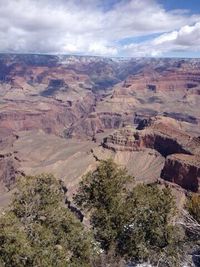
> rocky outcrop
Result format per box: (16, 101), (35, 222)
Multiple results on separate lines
(102, 116), (200, 191)
(0, 152), (22, 191)
(103, 117), (199, 157)
(161, 154), (200, 192)
(65, 112), (133, 138)
(0, 128), (22, 192)
(41, 79), (69, 97)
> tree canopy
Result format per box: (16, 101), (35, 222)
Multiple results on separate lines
(74, 159), (182, 266)
(0, 160), (197, 267)
(0, 174), (92, 267)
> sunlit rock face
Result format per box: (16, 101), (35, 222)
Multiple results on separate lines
(102, 116), (200, 192)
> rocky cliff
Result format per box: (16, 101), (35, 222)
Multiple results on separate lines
(1, 55), (200, 139)
(0, 128), (23, 191)
(102, 116), (200, 191)
(0, 54), (200, 201)
(103, 117), (200, 156)
(161, 154), (200, 192)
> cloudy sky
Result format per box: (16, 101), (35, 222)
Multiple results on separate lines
(0, 0), (200, 57)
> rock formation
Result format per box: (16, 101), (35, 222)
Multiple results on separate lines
(0, 128), (22, 191)
(0, 152), (22, 191)
(161, 154), (200, 192)
(103, 117), (200, 156)
(102, 117), (200, 192)
(0, 54), (200, 205)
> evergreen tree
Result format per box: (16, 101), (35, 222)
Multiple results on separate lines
(0, 174), (92, 267)
(74, 159), (132, 251)
(74, 159), (182, 266)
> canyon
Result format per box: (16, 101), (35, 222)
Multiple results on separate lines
(0, 54), (200, 207)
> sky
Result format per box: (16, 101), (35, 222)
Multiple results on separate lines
(0, 0), (200, 57)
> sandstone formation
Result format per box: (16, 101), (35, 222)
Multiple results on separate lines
(0, 54), (200, 206)
(103, 117), (200, 156)
(1, 55), (200, 140)
(161, 154), (200, 192)
(102, 116), (200, 192)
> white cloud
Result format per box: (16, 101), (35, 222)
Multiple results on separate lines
(0, 0), (200, 56)
(122, 21), (200, 57)
(153, 22), (200, 48)
(88, 42), (118, 55)
(153, 31), (178, 46)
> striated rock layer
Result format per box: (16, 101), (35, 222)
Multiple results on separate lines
(103, 117), (200, 156)
(161, 154), (200, 192)
(0, 54), (200, 139)
(0, 54), (200, 203)
(102, 116), (200, 192)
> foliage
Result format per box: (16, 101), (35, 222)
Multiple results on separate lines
(0, 174), (92, 267)
(74, 159), (132, 251)
(0, 160), (189, 267)
(74, 159), (182, 267)
(118, 184), (181, 266)
(74, 159), (132, 211)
